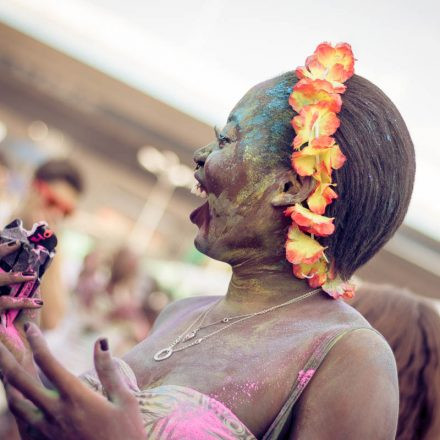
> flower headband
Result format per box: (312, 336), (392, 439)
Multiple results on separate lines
(284, 42), (355, 300)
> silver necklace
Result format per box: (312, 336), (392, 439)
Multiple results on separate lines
(153, 288), (321, 361)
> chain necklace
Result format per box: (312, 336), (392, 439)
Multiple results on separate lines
(153, 288), (321, 361)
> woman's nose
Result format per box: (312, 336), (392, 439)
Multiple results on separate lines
(193, 142), (214, 167)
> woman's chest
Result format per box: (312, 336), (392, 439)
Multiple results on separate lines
(127, 320), (323, 436)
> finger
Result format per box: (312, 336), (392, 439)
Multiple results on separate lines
(24, 322), (81, 397)
(5, 383), (50, 439)
(0, 342), (55, 413)
(0, 240), (21, 258)
(0, 296), (43, 311)
(4, 382), (45, 425)
(94, 338), (134, 405)
(0, 271), (37, 286)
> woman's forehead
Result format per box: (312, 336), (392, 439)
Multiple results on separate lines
(228, 76), (292, 132)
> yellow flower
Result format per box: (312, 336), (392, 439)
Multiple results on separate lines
(291, 104), (340, 149)
(296, 42), (355, 93)
(285, 225), (325, 265)
(285, 204), (335, 237)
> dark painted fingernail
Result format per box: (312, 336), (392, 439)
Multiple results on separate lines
(99, 338), (109, 351)
(24, 322), (30, 332)
(33, 299), (44, 306)
(7, 240), (19, 247)
(22, 271), (35, 277)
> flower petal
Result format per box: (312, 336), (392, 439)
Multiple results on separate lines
(296, 42), (355, 93)
(292, 136), (345, 177)
(322, 275), (356, 299)
(287, 203), (335, 237)
(291, 151), (317, 176)
(314, 42), (355, 84)
(286, 225), (325, 265)
(307, 182), (338, 215)
(289, 78), (342, 113)
(291, 104), (340, 149)
(293, 258), (328, 287)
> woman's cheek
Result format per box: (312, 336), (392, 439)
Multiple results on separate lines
(205, 147), (244, 198)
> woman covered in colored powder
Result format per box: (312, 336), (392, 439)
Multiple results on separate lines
(0, 43), (415, 439)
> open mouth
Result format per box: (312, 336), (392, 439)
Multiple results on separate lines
(189, 200), (210, 225)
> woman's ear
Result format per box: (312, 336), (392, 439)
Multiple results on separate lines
(271, 171), (315, 207)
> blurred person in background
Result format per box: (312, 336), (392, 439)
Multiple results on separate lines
(77, 247), (151, 355)
(141, 283), (172, 326)
(15, 158), (84, 330)
(75, 249), (108, 310)
(348, 284), (440, 440)
(105, 247), (151, 350)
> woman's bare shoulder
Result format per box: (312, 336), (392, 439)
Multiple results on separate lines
(302, 295), (373, 331)
(290, 327), (398, 439)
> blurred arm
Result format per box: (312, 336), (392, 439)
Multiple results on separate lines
(39, 254), (67, 331)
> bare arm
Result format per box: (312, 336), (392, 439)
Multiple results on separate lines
(39, 254), (67, 330)
(290, 330), (399, 440)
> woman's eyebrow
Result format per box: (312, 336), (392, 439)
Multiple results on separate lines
(226, 116), (241, 135)
(227, 114), (238, 124)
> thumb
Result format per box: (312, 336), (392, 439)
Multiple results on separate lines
(93, 339), (135, 406)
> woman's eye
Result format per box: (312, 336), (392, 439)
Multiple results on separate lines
(214, 126), (233, 149)
(218, 134), (231, 147)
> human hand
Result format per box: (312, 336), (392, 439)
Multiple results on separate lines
(0, 240), (42, 363)
(0, 323), (145, 440)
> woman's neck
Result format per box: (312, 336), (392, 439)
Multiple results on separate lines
(223, 256), (317, 312)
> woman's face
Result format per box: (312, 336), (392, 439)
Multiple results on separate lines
(191, 76), (295, 265)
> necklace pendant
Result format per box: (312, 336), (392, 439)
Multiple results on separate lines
(184, 331), (197, 341)
(154, 347), (173, 361)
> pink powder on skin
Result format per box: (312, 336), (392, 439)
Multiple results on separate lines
(0, 324), (25, 350)
(297, 369), (315, 388)
(152, 399), (247, 439)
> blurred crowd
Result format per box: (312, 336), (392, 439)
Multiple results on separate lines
(0, 153), (173, 438)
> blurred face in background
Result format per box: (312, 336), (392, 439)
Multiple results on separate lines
(26, 179), (80, 229)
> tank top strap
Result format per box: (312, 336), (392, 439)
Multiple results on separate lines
(262, 326), (383, 440)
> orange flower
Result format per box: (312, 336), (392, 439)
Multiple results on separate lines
(293, 258), (328, 287)
(285, 204), (335, 237)
(289, 78), (342, 113)
(291, 104), (340, 149)
(291, 136), (345, 177)
(312, 137), (346, 175)
(322, 275), (356, 300)
(296, 42), (355, 93)
(286, 41), (356, 299)
(285, 225), (325, 265)
(307, 181), (338, 215)
(314, 42), (354, 83)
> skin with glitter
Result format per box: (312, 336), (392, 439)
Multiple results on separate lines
(0, 78), (399, 438)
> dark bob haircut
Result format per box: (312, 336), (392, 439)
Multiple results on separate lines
(276, 72), (415, 280)
(34, 158), (84, 194)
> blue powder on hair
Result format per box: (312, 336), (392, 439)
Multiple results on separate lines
(270, 120), (286, 137)
(265, 80), (291, 99)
